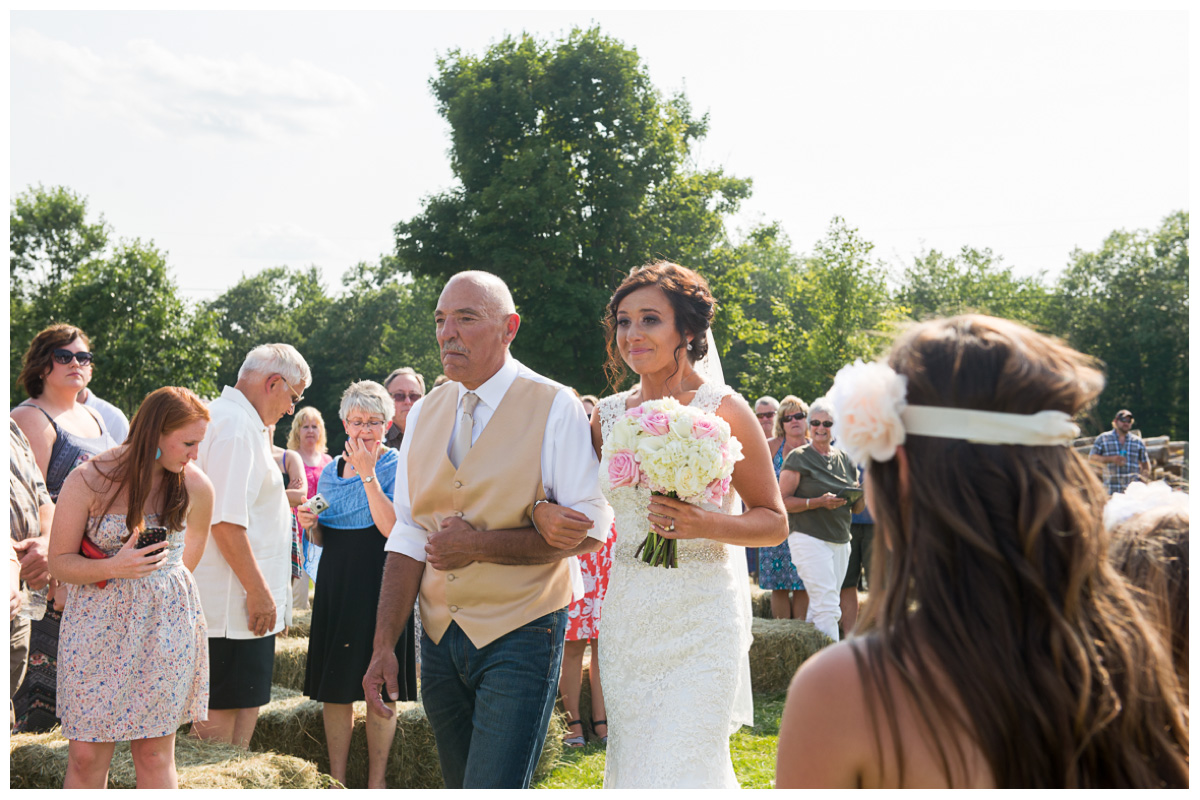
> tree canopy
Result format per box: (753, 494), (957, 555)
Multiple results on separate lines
(393, 25), (751, 393)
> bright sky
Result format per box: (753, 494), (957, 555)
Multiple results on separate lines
(9, 8), (1189, 302)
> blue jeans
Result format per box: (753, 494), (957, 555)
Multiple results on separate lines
(420, 608), (567, 789)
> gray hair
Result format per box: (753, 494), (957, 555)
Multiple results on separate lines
(447, 270), (517, 316)
(755, 396), (780, 410)
(238, 343), (312, 386)
(384, 367), (425, 394)
(809, 395), (834, 419)
(338, 380), (393, 421)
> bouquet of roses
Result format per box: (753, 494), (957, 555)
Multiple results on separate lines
(601, 397), (743, 568)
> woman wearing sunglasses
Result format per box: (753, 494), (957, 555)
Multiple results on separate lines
(759, 395), (811, 620)
(778, 396), (864, 642)
(11, 324), (120, 733)
(296, 380), (417, 788)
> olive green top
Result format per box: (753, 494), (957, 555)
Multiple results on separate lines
(781, 443), (857, 544)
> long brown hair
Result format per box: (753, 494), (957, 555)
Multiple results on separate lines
(19, 324), (90, 398)
(857, 315), (1188, 787)
(1109, 505), (1189, 701)
(94, 387), (210, 539)
(603, 261), (715, 391)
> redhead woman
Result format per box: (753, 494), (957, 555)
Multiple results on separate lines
(49, 387), (215, 788)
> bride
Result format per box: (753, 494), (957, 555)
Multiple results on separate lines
(589, 261), (787, 788)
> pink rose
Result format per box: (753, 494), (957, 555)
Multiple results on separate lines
(704, 475), (732, 505)
(638, 411), (671, 437)
(692, 417), (721, 440)
(625, 405), (646, 420)
(607, 450), (640, 488)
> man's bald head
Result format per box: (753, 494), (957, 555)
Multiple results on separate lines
(444, 271), (517, 318)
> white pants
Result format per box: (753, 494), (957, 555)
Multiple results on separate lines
(787, 532), (851, 642)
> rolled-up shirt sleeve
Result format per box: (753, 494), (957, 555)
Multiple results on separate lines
(544, 389), (613, 541)
(385, 399), (431, 562)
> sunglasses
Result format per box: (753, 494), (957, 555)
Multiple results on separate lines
(780, 412), (807, 423)
(810, 420), (834, 428)
(1117, 415), (1134, 423)
(52, 349), (95, 366)
(392, 392), (424, 403)
(755, 412), (776, 420)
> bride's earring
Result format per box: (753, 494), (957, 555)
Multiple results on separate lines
(686, 341), (693, 351)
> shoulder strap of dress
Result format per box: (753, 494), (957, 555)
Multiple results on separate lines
(16, 401), (56, 426)
(693, 382), (734, 414)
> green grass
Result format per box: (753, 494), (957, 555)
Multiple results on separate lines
(533, 691), (788, 789)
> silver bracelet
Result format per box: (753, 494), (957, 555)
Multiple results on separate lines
(532, 498), (552, 536)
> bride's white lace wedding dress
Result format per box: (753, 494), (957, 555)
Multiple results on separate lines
(597, 383), (755, 789)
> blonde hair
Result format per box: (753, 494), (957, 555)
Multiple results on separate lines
(287, 406), (327, 453)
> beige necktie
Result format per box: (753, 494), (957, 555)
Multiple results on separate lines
(449, 392), (480, 468)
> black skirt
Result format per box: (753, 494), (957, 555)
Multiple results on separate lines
(304, 523), (417, 704)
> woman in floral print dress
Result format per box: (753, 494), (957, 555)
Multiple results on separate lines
(48, 387), (215, 789)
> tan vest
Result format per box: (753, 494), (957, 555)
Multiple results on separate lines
(408, 377), (572, 647)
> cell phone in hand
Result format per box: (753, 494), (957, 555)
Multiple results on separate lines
(137, 526), (169, 549)
(837, 488), (864, 506)
(301, 493), (330, 515)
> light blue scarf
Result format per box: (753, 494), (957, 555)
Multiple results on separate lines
(316, 448), (399, 530)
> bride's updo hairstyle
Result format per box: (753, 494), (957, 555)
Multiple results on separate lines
(603, 261), (716, 390)
(858, 315), (1188, 788)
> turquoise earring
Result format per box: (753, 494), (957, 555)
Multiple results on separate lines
(155, 447), (162, 460)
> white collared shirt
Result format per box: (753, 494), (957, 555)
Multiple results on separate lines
(385, 358), (612, 597)
(191, 385), (293, 639)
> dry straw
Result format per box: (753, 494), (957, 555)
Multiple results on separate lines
(251, 685), (565, 788)
(748, 617), (833, 692)
(9, 727), (335, 789)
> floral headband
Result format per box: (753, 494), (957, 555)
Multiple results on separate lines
(827, 359), (1082, 466)
(1102, 480), (1189, 530)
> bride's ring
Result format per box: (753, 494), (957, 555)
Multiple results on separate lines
(667, 520), (675, 532)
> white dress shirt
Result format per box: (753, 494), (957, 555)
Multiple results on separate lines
(191, 385), (293, 638)
(386, 357), (612, 597)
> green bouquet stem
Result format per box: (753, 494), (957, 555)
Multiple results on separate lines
(635, 491), (679, 569)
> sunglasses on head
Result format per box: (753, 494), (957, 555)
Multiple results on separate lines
(811, 420), (834, 428)
(755, 412), (775, 420)
(780, 412), (807, 423)
(52, 349), (94, 366)
(393, 392), (423, 403)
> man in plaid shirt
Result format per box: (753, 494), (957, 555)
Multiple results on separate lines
(1088, 409), (1150, 494)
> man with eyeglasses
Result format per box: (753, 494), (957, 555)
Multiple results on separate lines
(1088, 409), (1150, 494)
(754, 396), (779, 440)
(190, 343), (311, 748)
(382, 368), (425, 451)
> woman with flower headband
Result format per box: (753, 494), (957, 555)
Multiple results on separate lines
(775, 315), (1188, 788)
(569, 261), (786, 788)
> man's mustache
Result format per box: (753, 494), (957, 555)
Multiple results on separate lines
(441, 341), (468, 356)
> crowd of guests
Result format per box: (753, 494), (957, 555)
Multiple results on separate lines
(8, 306), (1190, 789)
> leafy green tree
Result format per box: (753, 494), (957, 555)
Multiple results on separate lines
(896, 245), (1051, 326)
(10, 184), (109, 303)
(205, 266), (331, 389)
(740, 218), (900, 403)
(9, 185), (224, 413)
(1051, 211), (1189, 439)
(297, 264), (442, 453)
(393, 26), (751, 393)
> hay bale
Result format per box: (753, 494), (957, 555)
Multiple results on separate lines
(252, 685), (564, 788)
(282, 607), (312, 639)
(749, 617), (832, 693)
(9, 726), (334, 789)
(751, 584), (773, 618)
(273, 635), (309, 692)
